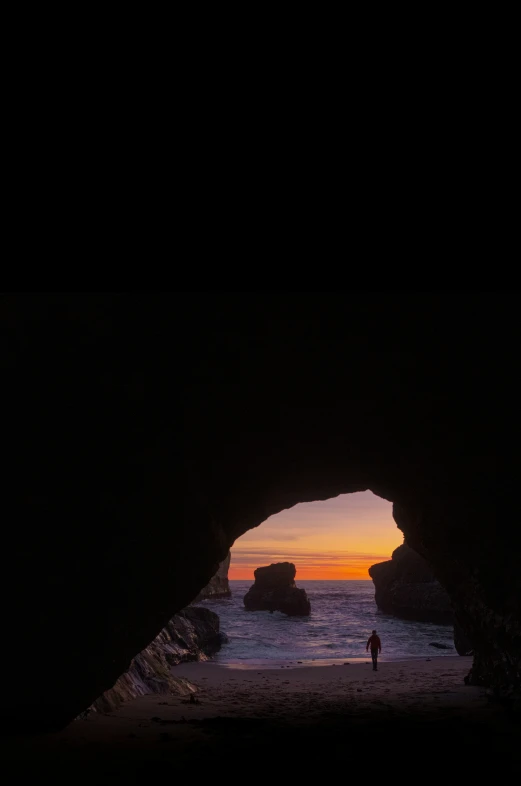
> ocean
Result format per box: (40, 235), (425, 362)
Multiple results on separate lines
(197, 580), (455, 665)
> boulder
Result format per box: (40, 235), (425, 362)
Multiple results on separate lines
(369, 544), (454, 625)
(244, 562), (310, 616)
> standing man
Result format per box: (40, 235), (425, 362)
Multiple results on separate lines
(366, 629), (382, 671)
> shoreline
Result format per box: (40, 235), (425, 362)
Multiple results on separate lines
(209, 653), (457, 668)
(172, 654), (473, 688)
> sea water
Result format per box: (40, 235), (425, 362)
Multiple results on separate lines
(197, 580), (455, 664)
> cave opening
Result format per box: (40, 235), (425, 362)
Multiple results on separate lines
(212, 491), (457, 666)
(86, 491), (460, 718)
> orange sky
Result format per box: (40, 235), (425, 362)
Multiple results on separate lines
(229, 491), (402, 580)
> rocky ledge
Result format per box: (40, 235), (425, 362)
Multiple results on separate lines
(369, 544), (454, 625)
(90, 607), (225, 714)
(244, 562), (310, 616)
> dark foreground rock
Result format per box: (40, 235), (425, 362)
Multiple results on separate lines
(91, 607), (224, 714)
(244, 562), (310, 615)
(454, 618), (474, 656)
(369, 544), (454, 625)
(2, 293), (521, 729)
(193, 551), (231, 601)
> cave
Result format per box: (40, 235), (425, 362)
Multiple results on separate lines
(1, 292), (520, 748)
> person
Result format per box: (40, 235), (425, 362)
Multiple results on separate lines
(366, 629), (381, 671)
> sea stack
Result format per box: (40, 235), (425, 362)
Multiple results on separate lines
(244, 562), (311, 616)
(368, 543), (453, 624)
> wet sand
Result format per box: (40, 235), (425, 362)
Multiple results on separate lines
(2, 656), (520, 781)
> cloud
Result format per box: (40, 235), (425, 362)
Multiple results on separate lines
(230, 545), (391, 567)
(257, 532), (299, 542)
(262, 491), (393, 524)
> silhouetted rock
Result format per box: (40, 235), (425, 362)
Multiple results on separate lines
(244, 562), (311, 616)
(193, 551), (231, 601)
(454, 618), (473, 656)
(369, 544), (454, 624)
(90, 607), (223, 714)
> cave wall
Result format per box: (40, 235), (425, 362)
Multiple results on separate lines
(90, 607), (223, 714)
(192, 551), (231, 601)
(1, 292), (520, 731)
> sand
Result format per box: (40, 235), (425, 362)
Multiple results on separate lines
(2, 656), (520, 781)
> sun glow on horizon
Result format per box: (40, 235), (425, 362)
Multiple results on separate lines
(229, 491), (401, 580)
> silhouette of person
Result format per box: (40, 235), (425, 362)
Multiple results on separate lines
(366, 629), (381, 671)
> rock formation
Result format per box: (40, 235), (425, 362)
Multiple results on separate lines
(370, 545), (479, 656)
(369, 544), (454, 625)
(1, 292), (520, 730)
(193, 551), (231, 601)
(244, 562), (311, 615)
(454, 618), (474, 656)
(91, 607), (224, 714)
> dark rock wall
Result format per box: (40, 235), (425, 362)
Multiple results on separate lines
(2, 293), (520, 730)
(393, 497), (520, 701)
(193, 552), (231, 601)
(90, 607), (222, 714)
(369, 544), (454, 624)
(454, 618), (473, 656)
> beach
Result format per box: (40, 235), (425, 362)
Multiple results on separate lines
(169, 655), (480, 720)
(4, 655), (520, 781)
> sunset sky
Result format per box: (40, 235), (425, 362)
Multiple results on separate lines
(229, 491), (402, 580)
